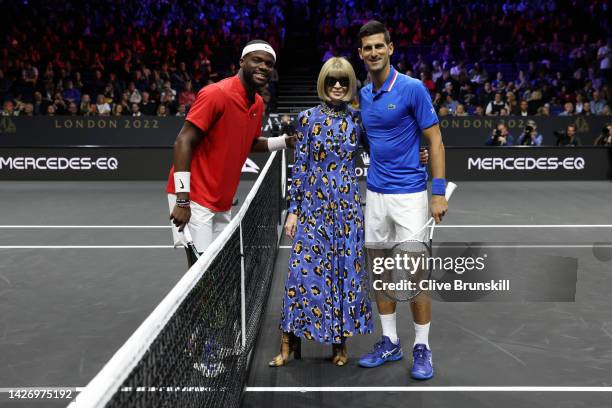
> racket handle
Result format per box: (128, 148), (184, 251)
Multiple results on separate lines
(445, 181), (457, 200)
(182, 225), (194, 244)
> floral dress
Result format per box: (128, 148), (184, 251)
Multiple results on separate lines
(280, 103), (373, 344)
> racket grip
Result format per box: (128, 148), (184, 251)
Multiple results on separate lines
(182, 225), (194, 243)
(445, 182), (457, 200)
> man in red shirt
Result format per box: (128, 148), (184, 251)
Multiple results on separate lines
(167, 40), (294, 265)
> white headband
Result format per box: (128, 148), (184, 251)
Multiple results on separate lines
(241, 43), (276, 62)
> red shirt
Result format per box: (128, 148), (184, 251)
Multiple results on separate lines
(167, 75), (264, 211)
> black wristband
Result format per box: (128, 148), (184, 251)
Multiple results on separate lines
(176, 198), (190, 208)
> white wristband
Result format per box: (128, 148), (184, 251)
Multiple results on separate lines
(174, 171), (190, 193)
(267, 136), (287, 151)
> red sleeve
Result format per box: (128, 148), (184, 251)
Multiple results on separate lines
(185, 85), (225, 133)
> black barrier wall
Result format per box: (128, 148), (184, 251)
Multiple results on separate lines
(437, 115), (610, 146)
(0, 148), (271, 181)
(1, 116), (609, 147)
(1, 147), (609, 181)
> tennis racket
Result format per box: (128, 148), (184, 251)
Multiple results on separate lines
(379, 182), (457, 302)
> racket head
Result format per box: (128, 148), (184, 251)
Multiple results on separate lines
(379, 238), (433, 302)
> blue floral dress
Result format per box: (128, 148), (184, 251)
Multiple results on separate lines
(280, 103), (373, 344)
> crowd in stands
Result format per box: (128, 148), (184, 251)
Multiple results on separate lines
(1, 0), (611, 119)
(318, 0), (611, 117)
(0, 0), (285, 117)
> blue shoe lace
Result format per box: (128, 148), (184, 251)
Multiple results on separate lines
(365, 338), (386, 358)
(413, 345), (428, 364)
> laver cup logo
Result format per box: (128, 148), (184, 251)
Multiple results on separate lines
(0, 156), (119, 171)
(468, 156), (585, 171)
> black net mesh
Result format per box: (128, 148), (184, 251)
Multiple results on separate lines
(98, 152), (282, 408)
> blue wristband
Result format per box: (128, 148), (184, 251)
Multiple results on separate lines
(431, 178), (446, 196)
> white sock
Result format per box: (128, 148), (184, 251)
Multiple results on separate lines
(379, 312), (398, 344)
(414, 322), (430, 349)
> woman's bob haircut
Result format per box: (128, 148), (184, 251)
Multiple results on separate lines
(316, 57), (357, 103)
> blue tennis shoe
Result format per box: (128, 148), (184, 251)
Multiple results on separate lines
(410, 343), (434, 380)
(358, 336), (403, 368)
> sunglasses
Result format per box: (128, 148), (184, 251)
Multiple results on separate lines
(325, 76), (349, 88)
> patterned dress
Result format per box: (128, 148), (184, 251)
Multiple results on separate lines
(280, 103), (373, 344)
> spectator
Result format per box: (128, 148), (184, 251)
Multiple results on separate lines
(131, 103), (142, 117)
(478, 82), (495, 107)
(443, 94), (459, 114)
(1, 101), (17, 116)
(62, 80), (81, 104)
(536, 105), (551, 116)
(0, 69), (12, 101)
(175, 103), (187, 117)
(67, 102), (78, 116)
(139, 91), (157, 115)
(593, 124), (612, 146)
(454, 104), (468, 116)
(486, 93), (509, 116)
(580, 102), (593, 116)
(559, 102), (574, 116)
(156, 104), (168, 117)
(485, 123), (514, 146)
(46, 104), (56, 116)
(506, 92), (519, 115)
(161, 81), (176, 102)
(597, 39), (611, 83)
(518, 100), (530, 116)
(112, 104), (126, 116)
(518, 120), (543, 146)
(33, 91), (45, 115)
(79, 94), (93, 116)
(438, 106), (450, 117)
(420, 72), (436, 93)
(574, 94), (586, 114)
(178, 81), (196, 107)
(474, 106), (485, 116)
(95, 94), (111, 116)
(51, 92), (67, 114)
(591, 90), (606, 115)
(22, 103), (34, 116)
(556, 124), (582, 146)
(127, 82), (142, 105)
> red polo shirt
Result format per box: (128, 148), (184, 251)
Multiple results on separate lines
(167, 75), (264, 211)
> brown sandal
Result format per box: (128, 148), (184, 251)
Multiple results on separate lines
(268, 332), (302, 367)
(331, 342), (348, 366)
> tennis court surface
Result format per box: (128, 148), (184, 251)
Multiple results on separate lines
(1, 165), (611, 407)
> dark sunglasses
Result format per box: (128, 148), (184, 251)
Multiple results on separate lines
(325, 76), (349, 88)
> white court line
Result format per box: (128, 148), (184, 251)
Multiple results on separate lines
(0, 245), (175, 249)
(0, 224), (610, 229)
(1, 386), (610, 393)
(436, 225), (612, 228)
(0, 225), (170, 229)
(438, 245), (612, 248)
(0, 387), (86, 392)
(278, 245), (609, 249)
(245, 386), (612, 392)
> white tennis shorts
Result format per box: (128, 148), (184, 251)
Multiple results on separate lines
(167, 194), (231, 253)
(365, 189), (428, 245)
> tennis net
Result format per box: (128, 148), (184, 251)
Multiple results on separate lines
(71, 151), (284, 408)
